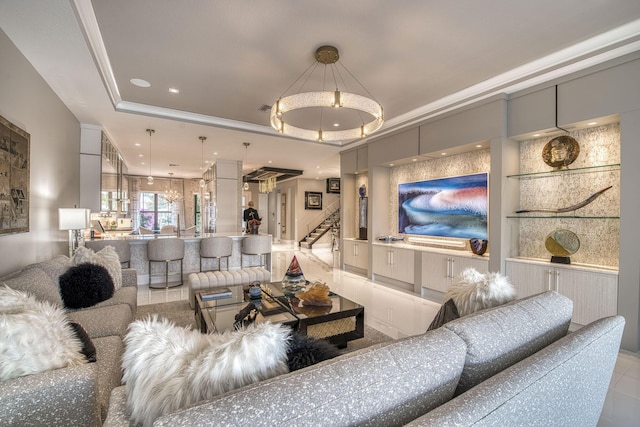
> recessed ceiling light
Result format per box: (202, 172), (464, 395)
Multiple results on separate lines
(389, 163), (394, 166)
(441, 152), (447, 156)
(213, 152), (218, 156)
(588, 121), (598, 125)
(168, 88), (180, 94)
(412, 158), (417, 161)
(268, 160), (272, 164)
(333, 123), (340, 127)
(533, 133), (541, 137)
(476, 144), (483, 148)
(138, 154), (143, 157)
(141, 162), (145, 165)
(130, 78), (150, 88)
(134, 143), (141, 147)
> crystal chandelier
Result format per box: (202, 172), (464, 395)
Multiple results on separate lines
(165, 173), (183, 204)
(146, 129), (154, 185)
(259, 176), (277, 193)
(270, 45), (383, 142)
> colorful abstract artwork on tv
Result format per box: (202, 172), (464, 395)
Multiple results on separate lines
(398, 173), (488, 239)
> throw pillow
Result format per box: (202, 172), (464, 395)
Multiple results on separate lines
(286, 333), (340, 371)
(59, 263), (115, 309)
(444, 267), (516, 317)
(0, 285), (87, 381)
(69, 322), (97, 362)
(122, 316), (290, 427)
(73, 245), (122, 291)
(426, 299), (460, 331)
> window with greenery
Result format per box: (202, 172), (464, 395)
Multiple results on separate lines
(194, 194), (202, 233)
(139, 192), (172, 231)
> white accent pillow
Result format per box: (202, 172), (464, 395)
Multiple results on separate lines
(445, 267), (516, 317)
(0, 285), (86, 381)
(122, 317), (290, 427)
(73, 245), (122, 291)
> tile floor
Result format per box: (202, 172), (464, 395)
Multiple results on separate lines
(137, 242), (640, 426)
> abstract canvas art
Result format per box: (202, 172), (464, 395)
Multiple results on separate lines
(398, 173), (488, 239)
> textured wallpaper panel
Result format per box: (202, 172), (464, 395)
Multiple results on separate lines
(516, 123), (620, 267)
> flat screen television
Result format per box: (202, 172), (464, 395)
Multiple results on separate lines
(398, 172), (488, 240)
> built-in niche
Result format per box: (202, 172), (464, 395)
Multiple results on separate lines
(513, 123), (620, 268)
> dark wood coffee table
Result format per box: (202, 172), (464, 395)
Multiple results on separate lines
(262, 282), (365, 348)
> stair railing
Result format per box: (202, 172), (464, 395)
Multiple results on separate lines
(301, 198), (340, 243)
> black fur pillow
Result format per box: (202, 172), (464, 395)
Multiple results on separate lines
(59, 263), (114, 309)
(286, 333), (340, 372)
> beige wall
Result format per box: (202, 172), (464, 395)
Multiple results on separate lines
(0, 29), (80, 276)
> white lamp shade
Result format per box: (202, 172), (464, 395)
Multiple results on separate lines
(58, 208), (91, 230)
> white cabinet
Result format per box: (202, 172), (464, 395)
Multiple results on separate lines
(343, 239), (368, 271)
(372, 245), (414, 284)
(421, 251), (489, 293)
(506, 259), (618, 326)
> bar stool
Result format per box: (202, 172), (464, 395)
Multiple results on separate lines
(138, 226), (154, 235)
(199, 236), (233, 272)
(147, 238), (185, 288)
(85, 240), (131, 268)
(241, 235), (271, 268)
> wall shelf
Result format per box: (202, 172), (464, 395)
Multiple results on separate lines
(507, 163), (620, 180)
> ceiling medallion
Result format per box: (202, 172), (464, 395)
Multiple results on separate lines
(270, 45), (384, 142)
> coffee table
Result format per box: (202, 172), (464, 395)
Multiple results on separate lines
(262, 282), (365, 348)
(194, 286), (298, 334)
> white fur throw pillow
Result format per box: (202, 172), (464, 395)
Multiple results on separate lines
(73, 245), (122, 291)
(122, 316), (291, 427)
(444, 268), (516, 317)
(0, 285), (87, 381)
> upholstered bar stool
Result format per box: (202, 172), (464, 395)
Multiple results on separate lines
(138, 226), (154, 235)
(241, 235), (271, 269)
(85, 240), (131, 268)
(199, 236), (233, 272)
(147, 238), (185, 288)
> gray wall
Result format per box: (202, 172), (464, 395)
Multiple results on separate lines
(0, 28), (80, 276)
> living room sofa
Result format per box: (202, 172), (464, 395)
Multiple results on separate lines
(0, 254), (138, 426)
(104, 290), (623, 426)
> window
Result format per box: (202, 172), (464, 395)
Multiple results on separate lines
(139, 192), (173, 231)
(194, 194), (202, 233)
(101, 191), (117, 212)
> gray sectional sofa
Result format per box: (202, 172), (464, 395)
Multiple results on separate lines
(104, 291), (623, 427)
(0, 255), (137, 426)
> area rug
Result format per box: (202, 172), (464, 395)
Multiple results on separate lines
(136, 300), (393, 354)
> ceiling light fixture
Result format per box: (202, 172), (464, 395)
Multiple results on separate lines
(146, 129), (154, 185)
(199, 136), (207, 188)
(270, 45), (383, 142)
(165, 172), (183, 205)
(243, 142), (250, 191)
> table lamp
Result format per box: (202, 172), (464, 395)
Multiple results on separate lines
(59, 208), (91, 257)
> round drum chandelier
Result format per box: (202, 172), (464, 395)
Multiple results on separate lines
(270, 45), (383, 142)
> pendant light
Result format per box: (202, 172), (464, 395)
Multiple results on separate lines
(243, 142), (250, 191)
(199, 136), (206, 188)
(146, 129), (154, 185)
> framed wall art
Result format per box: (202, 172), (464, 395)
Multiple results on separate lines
(305, 191), (322, 210)
(0, 114), (30, 235)
(326, 177), (341, 194)
(398, 172), (488, 240)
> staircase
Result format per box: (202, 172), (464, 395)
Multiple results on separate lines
(299, 208), (340, 249)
